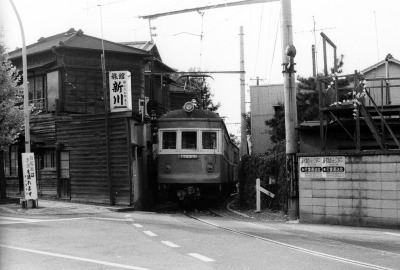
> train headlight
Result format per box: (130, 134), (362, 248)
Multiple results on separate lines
(206, 163), (214, 173)
(183, 102), (195, 113)
(164, 164), (171, 173)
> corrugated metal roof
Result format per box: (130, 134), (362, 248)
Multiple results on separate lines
(8, 28), (149, 59)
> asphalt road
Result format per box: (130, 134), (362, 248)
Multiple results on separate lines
(0, 209), (399, 270)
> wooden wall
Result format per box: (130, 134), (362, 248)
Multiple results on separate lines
(39, 169), (57, 197)
(56, 114), (131, 205)
(61, 49), (145, 116)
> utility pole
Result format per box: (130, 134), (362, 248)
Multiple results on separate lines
(281, 0), (298, 219)
(98, 4), (113, 205)
(239, 26), (248, 157)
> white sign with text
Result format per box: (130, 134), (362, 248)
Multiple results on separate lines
(22, 153), (38, 200)
(109, 71), (132, 112)
(299, 156), (345, 179)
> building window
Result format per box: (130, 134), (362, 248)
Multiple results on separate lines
(202, 132), (217, 149)
(162, 131), (177, 149)
(182, 131), (197, 150)
(43, 149), (55, 168)
(60, 151), (70, 178)
(3, 145), (18, 176)
(29, 75), (46, 110)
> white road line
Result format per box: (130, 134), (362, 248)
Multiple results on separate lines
(143, 231), (157, 237)
(384, 232), (400, 237)
(161, 241), (180, 248)
(0, 244), (152, 270)
(90, 217), (130, 221)
(192, 216), (394, 270)
(188, 253), (214, 262)
(0, 217), (86, 225)
(133, 224), (143, 228)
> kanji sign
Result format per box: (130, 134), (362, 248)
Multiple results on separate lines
(22, 153), (38, 200)
(299, 156), (345, 179)
(109, 71), (132, 112)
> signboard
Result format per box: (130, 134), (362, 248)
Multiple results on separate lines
(299, 156), (345, 179)
(109, 71), (132, 112)
(22, 153), (38, 200)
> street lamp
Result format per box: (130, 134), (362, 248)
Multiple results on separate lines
(9, 0), (30, 153)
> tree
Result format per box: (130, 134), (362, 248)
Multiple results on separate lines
(267, 55), (350, 141)
(264, 103), (285, 144)
(229, 133), (240, 147)
(0, 40), (24, 199)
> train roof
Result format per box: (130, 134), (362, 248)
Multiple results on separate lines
(159, 108), (221, 120)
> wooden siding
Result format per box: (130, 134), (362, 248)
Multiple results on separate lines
(38, 169), (57, 197)
(5, 177), (20, 196)
(30, 114), (56, 145)
(63, 68), (104, 114)
(61, 49), (146, 115)
(109, 118), (131, 205)
(56, 114), (131, 205)
(57, 116), (109, 204)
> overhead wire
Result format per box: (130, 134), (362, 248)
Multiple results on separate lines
(253, 4), (265, 76)
(267, 5), (281, 86)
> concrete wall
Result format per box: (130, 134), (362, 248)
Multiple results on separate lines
(299, 153), (400, 228)
(250, 84), (284, 154)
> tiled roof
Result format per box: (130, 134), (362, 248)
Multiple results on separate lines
(8, 28), (149, 59)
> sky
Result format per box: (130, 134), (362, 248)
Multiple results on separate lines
(1, 0), (400, 137)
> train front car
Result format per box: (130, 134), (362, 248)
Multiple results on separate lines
(157, 102), (238, 203)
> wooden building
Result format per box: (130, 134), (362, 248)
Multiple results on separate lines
(3, 28), (175, 208)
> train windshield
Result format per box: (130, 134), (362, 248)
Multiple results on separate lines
(202, 132), (217, 149)
(162, 132), (177, 149)
(181, 131), (197, 150)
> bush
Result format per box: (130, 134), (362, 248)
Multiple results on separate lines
(238, 141), (288, 211)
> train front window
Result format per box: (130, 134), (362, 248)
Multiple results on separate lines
(202, 132), (217, 149)
(162, 132), (177, 149)
(181, 131), (197, 150)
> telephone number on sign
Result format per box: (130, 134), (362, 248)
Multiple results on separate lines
(301, 167), (345, 173)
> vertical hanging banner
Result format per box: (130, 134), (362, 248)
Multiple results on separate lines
(22, 153), (38, 200)
(109, 71), (132, 112)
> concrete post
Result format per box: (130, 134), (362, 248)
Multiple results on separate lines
(240, 26), (248, 157)
(281, 0), (299, 219)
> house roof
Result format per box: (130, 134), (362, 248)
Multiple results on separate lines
(362, 54), (400, 74)
(120, 41), (175, 73)
(8, 28), (150, 60)
(120, 41), (158, 55)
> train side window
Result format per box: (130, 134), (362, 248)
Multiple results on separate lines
(202, 132), (217, 149)
(181, 131), (197, 150)
(162, 131), (177, 149)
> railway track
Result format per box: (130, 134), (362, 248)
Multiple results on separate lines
(181, 209), (396, 270)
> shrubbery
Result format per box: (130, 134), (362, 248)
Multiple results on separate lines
(238, 141), (288, 212)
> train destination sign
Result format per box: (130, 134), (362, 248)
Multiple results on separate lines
(299, 156), (345, 179)
(179, 155), (198, 159)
